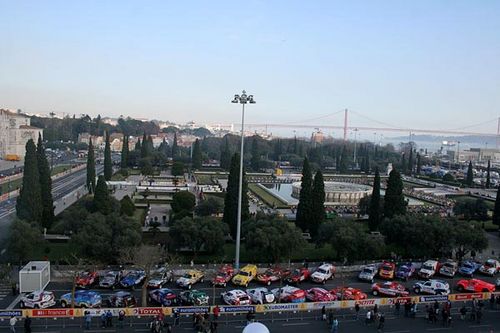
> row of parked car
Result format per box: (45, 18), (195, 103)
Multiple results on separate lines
(358, 258), (500, 283)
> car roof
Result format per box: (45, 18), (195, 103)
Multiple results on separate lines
(247, 287), (268, 293)
(229, 289), (247, 296)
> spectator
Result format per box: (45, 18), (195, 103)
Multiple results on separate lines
(23, 316), (31, 333)
(213, 305), (220, 321)
(118, 310), (125, 329)
(459, 306), (467, 321)
(355, 303), (360, 320)
(365, 310), (371, 325)
(84, 311), (91, 330)
(100, 312), (106, 328)
(321, 306), (326, 321)
(9, 315), (17, 333)
(106, 310), (113, 327)
(394, 302), (400, 317)
(173, 310), (180, 327)
(331, 317), (339, 333)
(404, 301), (411, 317)
(377, 313), (385, 332)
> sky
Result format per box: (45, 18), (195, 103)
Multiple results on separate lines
(1, 0), (499, 138)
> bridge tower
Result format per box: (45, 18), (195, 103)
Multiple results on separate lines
(343, 109), (348, 141)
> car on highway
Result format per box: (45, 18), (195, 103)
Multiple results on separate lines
(418, 260), (439, 279)
(284, 267), (310, 285)
(99, 270), (122, 289)
(439, 260), (458, 278)
(272, 286), (306, 303)
(221, 289), (252, 305)
(75, 271), (99, 288)
(19, 291), (57, 309)
(479, 259), (500, 276)
(371, 282), (409, 297)
(358, 265), (378, 283)
(256, 267), (284, 286)
(178, 290), (210, 306)
(120, 270), (146, 289)
(107, 291), (137, 307)
(310, 264), (335, 284)
(395, 263), (415, 281)
(458, 261), (480, 277)
(306, 288), (336, 302)
(148, 288), (178, 306)
(246, 287), (276, 304)
(60, 290), (102, 308)
(176, 270), (204, 289)
(330, 287), (368, 300)
(212, 265), (235, 288)
(378, 261), (396, 280)
(232, 265), (258, 287)
(413, 280), (450, 295)
(147, 267), (174, 289)
(456, 279), (496, 293)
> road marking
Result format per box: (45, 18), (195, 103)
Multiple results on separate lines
(426, 328), (452, 331)
(282, 322), (311, 326)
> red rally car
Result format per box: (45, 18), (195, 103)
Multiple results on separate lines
(212, 265), (235, 288)
(371, 281), (410, 297)
(283, 267), (310, 285)
(456, 279), (495, 293)
(306, 288), (337, 302)
(256, 267), (284, 286)
(75, 271), (99, 288)
(330, 287), (368, 300)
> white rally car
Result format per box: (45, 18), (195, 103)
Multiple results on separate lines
(246, 287), (275, 304)
(479, 259), (500, 276)
(413, 279), (450, 295)
(19, 291), (57, 309)
(221, 289), (251, 306)
(310, 264), (335, 284)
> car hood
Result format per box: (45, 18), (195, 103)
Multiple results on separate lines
(177, 277), (190, 284)
(148, 278), (163, 285)
(311, 272), (327, 279)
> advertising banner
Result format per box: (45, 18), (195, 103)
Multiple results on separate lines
(420, 295), (449, 303)
(257, 303), (307, 312)
(0, 310), (22, 317)
(172, 306), (210, 314)
(31, 309), (75, 317)
(451, 293), (484, 301)
(218, 305), (254, 313)
(130, 307), (164, 316)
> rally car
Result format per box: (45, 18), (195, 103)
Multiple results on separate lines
(99, 270), (122, 289)
(147, 267), (174, 289)
(148, 288), (178, 306)
(232, 265), (258, 287)
(371, 282), (410, 297)
(413, 279), (450, 295)
(60, 290), (102, 308)
(306, 288), (336, 302)
(106, 291), (137, 307)
(221, 289), (252, 305)
(378, 261), (396, 280)
(310, 264), (335, 284)
(256, 267), (284, 286)
(120, 270), (146, 289)
(246, 287), (276, 304)
(456, 279), (496, 293)
(178, 290), (210, 306)
(395, 263), (415, 281)
(176, 270), (204, 289)
(418, 260), (439, 279)
(212, 265), (235, 288)
(439, 260), (458, 278)
(358, 265), (378, 283)
(479, 259), (500, 276)
(272, 286), (306, 303)
(75, 271), (99, 288)
(19, 291), (57, 309)
(284, 267), (310, 285)
(458, 261), (480, 277)
(330, 287), (368, 301)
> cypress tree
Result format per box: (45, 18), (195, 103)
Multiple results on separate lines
(416, 153), (422, 175)
(192, 138), (202, 169)
(135, 138), (141, 151)
(296, 157), (313, 232)
(407, 148), (414, 176)
(338, 146), (348, 173)
(86, 138), (96, 194)
(293, 136), (298, 154)
(172, 132), (179, 159)
(146, 135), (154, 157)
(486, 160), (491, 189)
(401, 152), (407, 175)
(93, 175), (112, 215)
(310, 170), (325, 238)
(251, 137), (260, 171)
(120, 134), (129, 169)
(466, 161), (474, 187)
(104, 130), (112, 181)
(492, 186), (500, 228)
(16, 139), (42, 223)
(223, 153), (249, 239)
(368, 167), (381, 231)
(141, 132), (148, 158)
(36, 134), (54, 229)
(220, 136), (231, 171)
(383, 168), (407, 218)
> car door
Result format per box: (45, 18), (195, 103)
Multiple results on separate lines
(465, 281), (476, 292)
(25, 294), (35, 308)
(422, 281), (434, 294)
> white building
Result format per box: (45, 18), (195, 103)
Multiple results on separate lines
(0, 109), (43, 160)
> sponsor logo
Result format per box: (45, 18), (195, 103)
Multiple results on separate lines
(133, 308), (163, 316)
(219, 306), (254, 313)
(32, 309), (73, 317)
(420, 295), (449, 303)
(454, 293), (483, 301)
(173, 307), (210, 314)
(355, 299), (376, 306)
(262, 303), (301, 311)
(386, 297), (412, 305)
(0, 310), (22, 317)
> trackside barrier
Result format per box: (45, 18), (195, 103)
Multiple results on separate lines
(0, 292), (492, 319)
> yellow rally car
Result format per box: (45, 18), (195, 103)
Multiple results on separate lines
(232, 265), (258, 287)
(176, 270), (204, 289)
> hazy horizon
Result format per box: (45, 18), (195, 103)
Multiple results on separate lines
(1, 1), (499, 134)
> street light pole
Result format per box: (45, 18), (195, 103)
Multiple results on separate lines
(231, 90), (256, 270)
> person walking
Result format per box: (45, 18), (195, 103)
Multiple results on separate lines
(377, 313), (385, 332)
(173, 310), (180, 327)
(100, 312), (107, 328)
(321, 306), (327, 321)
(331, 317), (339, 333)
(365, 310), (371, 325)
(355, 303), (360, 320)
(106, 310), (113, 327)
(84, 311), (92, 330)
(394, 302), (400, 317)
(9, 316), (17, 333)
(23, 316), (31, 333)
(118, 310), (125, 329)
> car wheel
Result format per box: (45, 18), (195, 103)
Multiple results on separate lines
(165, 299), (172, 306)
(457, 285), (464, 292)
(188, 284), (192, 290)
(267, 281), (271, 286)
(414, 288), (420, 294)
(80, 303), (87, 308)
(60, 301), (67, 308)
(372, 290), (378, 296)
(201, 277), (204, 283)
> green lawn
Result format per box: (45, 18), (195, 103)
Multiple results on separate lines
(50, 164), (73, 176)
(248, 183), (289, 208)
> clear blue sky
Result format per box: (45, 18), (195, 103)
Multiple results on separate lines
(1, 0), (499, 135)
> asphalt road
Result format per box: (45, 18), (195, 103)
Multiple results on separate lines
(5, 267), (500, 310)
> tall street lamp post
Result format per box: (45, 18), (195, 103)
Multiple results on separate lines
(231, 90), (256, 269)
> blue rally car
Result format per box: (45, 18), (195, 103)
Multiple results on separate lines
(120, 270), (146, 289)
(458, 261), (480, 277)
(59, 290), (102, 308)
(395, 263), (415, 281)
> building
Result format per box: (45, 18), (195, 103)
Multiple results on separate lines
(0, 109), (43, 160)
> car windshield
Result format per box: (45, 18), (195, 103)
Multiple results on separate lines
(486, 260), (495, 267)
(318, 268), (327, 274)
(463, 263), (473, 269)
(362, 268), (373, 273)
(399, 266), (409, 272)
(105, 273), (115, 278)
(444, 263), (454, 268)
(79, 272), (90, 278)
(422, 264), (433, 270)
(218, 272), (229, 278)
(239, 271), (251, 277)
(382, 265), (392, 270)
(151, 273), (162, 279)
(183, 274), (193, 279)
